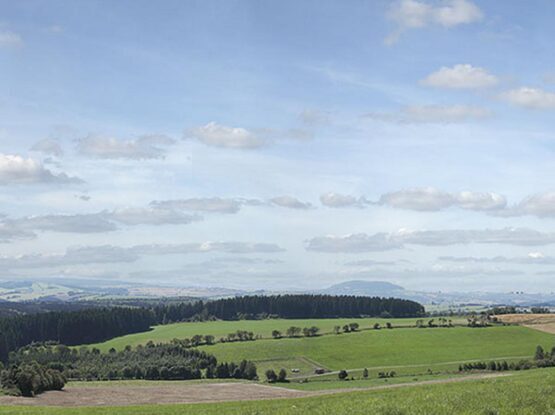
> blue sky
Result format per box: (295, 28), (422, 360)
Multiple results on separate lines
(2, 0), (555, 292)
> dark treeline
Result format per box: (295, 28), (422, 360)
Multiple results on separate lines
(9, 342), (257, 382)
(0, 307), (154, 362)
(202, 295), (425, 320)
(0, 295), (424, 362)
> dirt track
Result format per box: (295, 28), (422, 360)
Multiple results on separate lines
(0, 374), (509, 407)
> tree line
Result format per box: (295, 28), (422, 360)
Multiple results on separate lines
(8, 341), (257, 385)
(201, 295), (424, 320)
(459, 344), (555, 373)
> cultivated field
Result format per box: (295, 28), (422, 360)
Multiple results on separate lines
(1, 368), (554, 414)
(497, 313), (555, 334)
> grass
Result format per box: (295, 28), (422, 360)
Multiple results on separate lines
(3, 367), (555, 414)
(86, 317), (448, 352)
(196, 325), (554, 377)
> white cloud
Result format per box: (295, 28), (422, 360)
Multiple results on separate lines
(269, 196), (312, 210)
(399, 228), (555, 246)
(344, 259), (401, 266)
(306, 227), (555, 252)
(0, 154), (82, 185)
(380, 187), (454, 211)
(77, 134), (175, 159)
(0, 240), (285, 270)
(421, 64), (498, 89)
(365, 105), (492, 124)
(0, 30), (23, 48)
(0, 221), (35, 243)
(455, 191), (506, 211)
(306, 233), (402, 253)
(386, 0), (483, 44)
(21, 213), (117, 233)
(439, 253), (555, 265)
(107, 207), (202, 226)
(133, 241), (285, 255)
(499, 87), (555, 110)
(151, 198), (245, 214)
(0, 245), (140, 270)
(189, 122), (264, 149)
(379, 187), (506, 212)
(502, 192), (555, 217)
(320, 192), (366, 208)
(30, 139), (64, 157)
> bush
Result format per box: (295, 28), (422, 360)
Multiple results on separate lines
(0, 362), (66, 397)
(265, 369), (277, 383)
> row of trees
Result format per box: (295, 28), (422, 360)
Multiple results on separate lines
(459, 345), (555, 374)
(8, 341), (257, 382)
(416, 318), (453, 328)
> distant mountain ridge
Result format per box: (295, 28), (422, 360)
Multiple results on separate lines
(321, 280), (405, 296)
(1, 277), (555, 308)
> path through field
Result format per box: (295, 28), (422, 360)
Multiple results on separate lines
(0, 373), (509, 407)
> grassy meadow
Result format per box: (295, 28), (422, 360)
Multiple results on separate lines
(3, 367), (555, 414)
(198, 325), (554, 375)
(87, 317), (445, 352)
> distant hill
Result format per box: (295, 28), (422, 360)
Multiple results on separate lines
(321, 280), (406, 297)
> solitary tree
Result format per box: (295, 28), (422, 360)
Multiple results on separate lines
(286, 326), (301, 337)
(333, 325), (341, 335)
(272, 330), (282, 339)
(362, 368), (369, 379)
(338, 369), (348, 380)
(278, 368), (287, 382)
(535, 345), (545, 361)
(265, 369), (278, 383)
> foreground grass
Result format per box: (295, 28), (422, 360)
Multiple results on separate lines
(3, 368), (555, 414)
(86, 317), (444, 352)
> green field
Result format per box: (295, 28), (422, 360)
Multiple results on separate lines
(86, 318), (555, 379)
(194, 325), (554, 377)
(3, 368), (555, 414)
(87, 317), (448, 352)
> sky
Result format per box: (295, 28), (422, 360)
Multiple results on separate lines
(2, 0), (555, 292)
